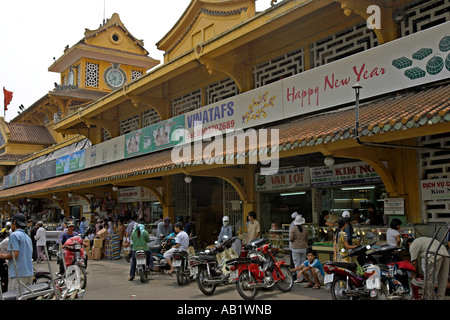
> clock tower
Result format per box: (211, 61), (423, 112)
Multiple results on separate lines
(49, 13), (159, 94)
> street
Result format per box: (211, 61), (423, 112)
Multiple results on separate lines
(33, 255), (332, 301)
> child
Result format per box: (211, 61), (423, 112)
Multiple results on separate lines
(290, 250), (325, 289)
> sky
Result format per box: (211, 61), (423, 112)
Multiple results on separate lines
(0, 0), (273, 122)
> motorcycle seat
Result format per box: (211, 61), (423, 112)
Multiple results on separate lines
(197, 255), (216, 262)
(226, 257), (253, 265)
(149, 245), (161, 251)
(324, 261), (357, 270)
(2, 282), (51, 300)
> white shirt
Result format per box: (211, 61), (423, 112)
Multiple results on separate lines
(35, 227), (47, 247)
(386, 228), (400, 247)
(175, 231), (189, 251)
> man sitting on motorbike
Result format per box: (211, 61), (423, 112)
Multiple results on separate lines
(59, 221), (85, 275)
(163, 222), (189, 276)
(129, 220), (154, 281)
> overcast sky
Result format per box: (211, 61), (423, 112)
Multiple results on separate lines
(0, 0), (273, 122)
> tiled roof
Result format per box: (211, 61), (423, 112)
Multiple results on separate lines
(6, 123), (56, 145)
(0, 83), (449, 199)
(50, 89), (109, 101)
(0, 154), (30, 162)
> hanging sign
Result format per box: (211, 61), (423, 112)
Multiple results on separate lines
(255, 166), (310, 191)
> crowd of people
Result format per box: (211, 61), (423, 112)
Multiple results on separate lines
(0, 208), (448, 299)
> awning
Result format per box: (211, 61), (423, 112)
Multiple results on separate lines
(1, 82), (448, 200)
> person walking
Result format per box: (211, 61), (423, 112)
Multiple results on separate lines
(125, 215), (138, 262)
(34, 221), (47, 263)
(289, 214), (309, 283)
(0, 213), (34, 291)
(79, 217), (87, 238)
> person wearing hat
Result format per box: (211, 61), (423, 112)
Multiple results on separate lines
(289, 214), (309, 283)
(155, 217), (173, 246)
(60, 220), (80, 246)
(342, 211), (354, 246)
(289, 212), (299, 251)
(218, 216), (233, 243)
(0, 213), (34, 291)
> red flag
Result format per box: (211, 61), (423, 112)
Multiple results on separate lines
(3, 87), (13, 111)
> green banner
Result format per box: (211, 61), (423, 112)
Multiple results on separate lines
(124, 126), (153, 158)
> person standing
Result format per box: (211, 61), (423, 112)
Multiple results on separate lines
(247, 211), (260, 243)
(334, 218), (357, 262)
(116, 218), (126, 253)
(30, 221), (38, 262)
(0, 213), (34, 291)
(79, 217), (87, 238)
(125, 215), (138, 262)
(387, 218), (402, 247)
(34, 221), (47, 263)
(289, 215), (309, 283)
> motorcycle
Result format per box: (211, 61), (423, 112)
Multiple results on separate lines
(58, 236), (87, 290)
(135, 250), (151, 283)
(225, 238), (294, 300)
(322, 242), (378, 300)
(172, 236), (197, 286)
(363, 246), (416, 300)
(149, 234), (176, 272)
(190, 235), (239, 295)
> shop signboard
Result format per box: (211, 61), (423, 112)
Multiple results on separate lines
(124, 126), (153, 158)
(56, 154), (71, 175)
(183, 81), (283, 143)
(282, 21), (450, 119)
(117, 186), (142, 203)
(151, 115), (186, 150)
(384, 198), (405, 215)
(69, 150), (85, 172)
(88, 135), (125, 166)
(310, 161), (381, 187)
(255, 166), (310, 191)
(420, 178), (450, 201)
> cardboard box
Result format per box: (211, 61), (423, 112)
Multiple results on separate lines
(93, 238), (103, 248)
(92, 247), (102, 260)
(83, 239), (91, 251)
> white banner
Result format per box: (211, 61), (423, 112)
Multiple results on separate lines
(420, 178), (450, 201)
(310, 161), (381, 187)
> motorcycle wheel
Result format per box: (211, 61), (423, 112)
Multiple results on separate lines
(330, 276), (358, 300)
(139, 268), (145, 283)
(275, 265), (294, 292)
(236, 271), (259, 300)
(79, 267), (88, 289)
(197, 268), (216, 296)
(176, 263), (188, 286)
(34, 273), (52, 284)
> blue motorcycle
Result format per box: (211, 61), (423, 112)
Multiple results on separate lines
(148, 233), (176, 272)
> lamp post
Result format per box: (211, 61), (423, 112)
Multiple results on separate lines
(353, 83), (362, 138)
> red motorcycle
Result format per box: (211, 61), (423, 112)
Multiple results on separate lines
(226, 238), (293, 300)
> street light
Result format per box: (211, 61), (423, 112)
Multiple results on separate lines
(184, 175), (192, 183)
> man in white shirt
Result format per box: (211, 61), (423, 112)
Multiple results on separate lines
(163, 222), (189, 276)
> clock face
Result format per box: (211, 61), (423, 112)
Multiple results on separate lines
(106, 69), (125, 88)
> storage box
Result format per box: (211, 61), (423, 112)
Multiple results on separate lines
(92, 247), (102, 260)
(83, 239), (91, 251)
(93, 239), (103, 248)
